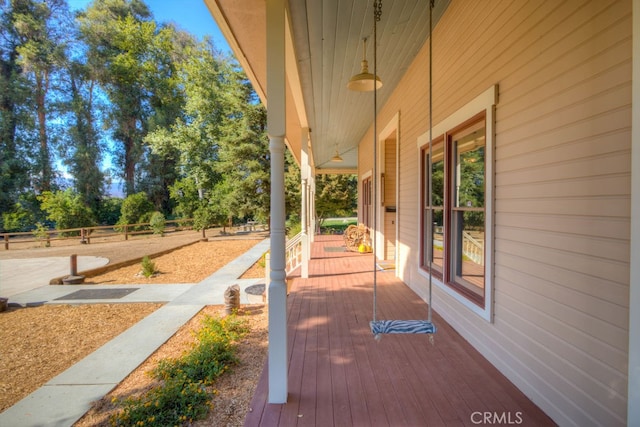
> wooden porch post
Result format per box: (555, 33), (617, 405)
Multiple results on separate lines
(301, 127), (310, 278)
(267, 0), (288, 404)
(629, 0), (639, 423)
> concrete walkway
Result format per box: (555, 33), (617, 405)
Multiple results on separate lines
(0, 256), (110, 297)
(0, 238), (269, 427)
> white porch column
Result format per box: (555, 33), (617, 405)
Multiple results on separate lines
(310, 173), (316, 240)
(301, 178), (309, 278)
(301, 128), (310, 278)
(629, 0), (639, 423)
(267, 0), (287, 404)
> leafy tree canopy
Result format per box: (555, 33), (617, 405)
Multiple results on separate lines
(38, 188), (96, 230)
(0, 0), (293, 234)
(315, 174), (358, 224)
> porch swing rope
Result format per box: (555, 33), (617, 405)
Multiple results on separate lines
(427, 0), (434, 327)
(372, 0), (381, 327)
(370, 0), (436, 340)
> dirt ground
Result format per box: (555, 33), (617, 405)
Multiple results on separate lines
(0, 236), (268, 424)
(76, 305), (268, 427)
(0, 303), (161, 412)
(86, 239), (265, 284)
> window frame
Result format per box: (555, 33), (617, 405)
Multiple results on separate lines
(362, 174), (373, 229)
(360, 170), (373, 230)
(417, 85), (497, 322)
(421, 136), (445, 280)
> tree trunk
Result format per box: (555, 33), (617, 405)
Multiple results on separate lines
(36, 71), (51, 192)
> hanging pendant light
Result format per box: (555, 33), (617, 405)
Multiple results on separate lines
(331, 143), (343, 162)
(347, 38), (383, 92)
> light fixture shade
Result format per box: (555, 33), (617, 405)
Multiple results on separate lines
(347, 39), (383, 92)
(331, 149), (344, 162)
(347, 62), (383, 91)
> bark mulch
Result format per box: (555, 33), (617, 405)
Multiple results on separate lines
(0, 237), (268, 425)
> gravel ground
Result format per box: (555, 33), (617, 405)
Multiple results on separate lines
(0, 235), (268, 425)
(0, 303), (161, 412)
(76, 305), (268, 427)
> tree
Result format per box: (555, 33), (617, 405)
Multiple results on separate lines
(284, 150), (301, 220)
(38, 188), (96, 231)
(217, 77), (271, 223)
(314, 174), (357, 229)
(96, 196), (122, 225)
(2, 201), (35, 231)
(117, 192), (154, 226)
(13, 0), (71, 192)
(78, 0), (154, 196)
(145, 39), (231, 219)
(0, 0), (36, 226)
(62, 58), (104, 213)
(135, 24), (191, 212)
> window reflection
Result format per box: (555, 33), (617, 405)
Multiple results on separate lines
(452, 124), (485, 299)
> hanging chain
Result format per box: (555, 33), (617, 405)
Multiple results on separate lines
(374, 0), (382, 22)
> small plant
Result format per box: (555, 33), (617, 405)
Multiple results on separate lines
(109, 314), (248, 426)
(112, 376), (210, 426)
(149, 211), (165, 235)
(33, 222), (50, 247)
(258, 252), (268, 269)
(141, 256), (157, 278)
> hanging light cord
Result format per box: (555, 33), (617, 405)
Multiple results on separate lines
(372, 0), (382, 323)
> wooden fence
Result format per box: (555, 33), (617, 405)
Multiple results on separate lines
(1, 219), (194, 250)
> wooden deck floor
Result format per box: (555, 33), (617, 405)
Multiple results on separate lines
(245, 235), (556, 427)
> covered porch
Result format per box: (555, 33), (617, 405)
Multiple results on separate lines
(246, 235), (555, 426)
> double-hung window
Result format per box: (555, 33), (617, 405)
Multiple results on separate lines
(418, 85), (497, 321)
(362, 176), (372, 229)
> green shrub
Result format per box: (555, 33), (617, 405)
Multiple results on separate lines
(153, 315), (247, 383)
(286, 220), (301, 238)
(110, 315), (248, 426)
(2, 203), (35, 232)
(97, 197), (122, 225)
(37, 189), (95, 234)
(193, 203), (226, 232)
(149, 211), (165, 235)
(117, 193), (154, 229)
(258, 252), (268, 269)
(141, 256), (156, 278)
(112, 375), (210, 426)
(33, 222), (50, 247)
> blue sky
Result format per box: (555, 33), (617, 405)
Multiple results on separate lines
(67, 0), (230, 52)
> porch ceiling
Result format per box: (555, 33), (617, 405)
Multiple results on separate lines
(204, 0), (449, 173)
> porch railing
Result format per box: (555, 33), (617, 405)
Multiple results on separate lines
(264, 231), (304, 302)
(462, 230), (484, 266)
(285, 231), (303, 275)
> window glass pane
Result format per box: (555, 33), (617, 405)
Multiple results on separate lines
(454, 127), (485, 209)
(451, 211), (485, 298)
(422, 149), (429, 268)
(450, 119), (486, 304)
(432, 208), (444, 273)
(461, 211), (484, 286)
(422, 143), (444, 275)
(432, 144), (444, 208)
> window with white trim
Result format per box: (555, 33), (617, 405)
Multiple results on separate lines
(418, 85), (496, 320)
(362, 176), (372, 229)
